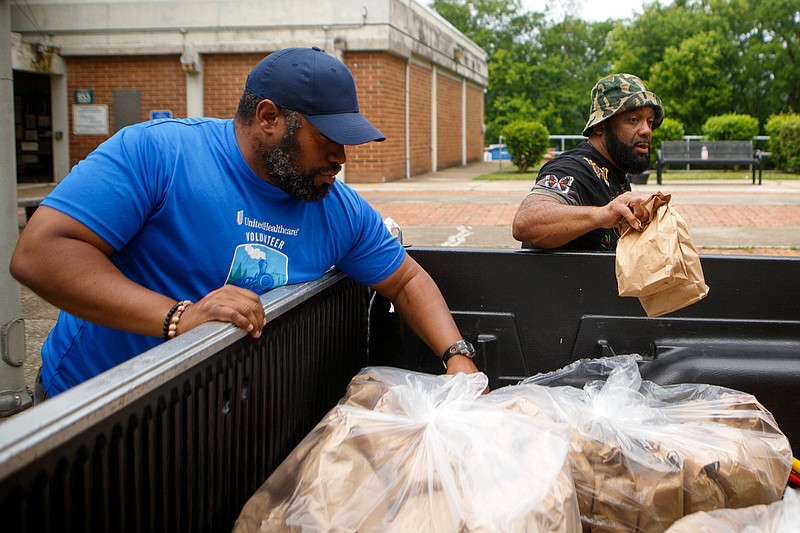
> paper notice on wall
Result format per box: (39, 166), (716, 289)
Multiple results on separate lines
(73, 105), (109, 135)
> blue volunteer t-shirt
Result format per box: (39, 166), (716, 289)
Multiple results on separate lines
(40, 118), (405, 395)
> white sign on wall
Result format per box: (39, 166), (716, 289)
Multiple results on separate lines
(73, 105), (109, 135)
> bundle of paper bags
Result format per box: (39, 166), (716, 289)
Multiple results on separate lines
(234, 368), (581, 532)
(616, 192), (710, 317)
(665, 487), (800, 532)
(234, 356), (791, 532)
(520, 355), (791, 532)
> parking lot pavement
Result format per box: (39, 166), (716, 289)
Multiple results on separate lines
(351, 165), (800, 251)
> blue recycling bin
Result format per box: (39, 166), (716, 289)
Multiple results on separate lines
(483, 145), (512, 161)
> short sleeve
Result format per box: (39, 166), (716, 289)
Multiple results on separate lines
(41, 124), (168, 251)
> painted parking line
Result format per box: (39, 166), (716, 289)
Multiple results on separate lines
(441, 225), (473, 247)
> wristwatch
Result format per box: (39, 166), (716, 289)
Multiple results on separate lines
(442, 339), (476, 369)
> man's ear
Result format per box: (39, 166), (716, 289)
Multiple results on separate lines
(592, 122), (605, 137)
(255, 99), (281, 133)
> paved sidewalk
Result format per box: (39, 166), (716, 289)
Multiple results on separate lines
(350, 161), (800, 251)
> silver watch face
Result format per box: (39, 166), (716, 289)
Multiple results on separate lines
(443, 340), (476, 368)
(451, 340), (475, 358)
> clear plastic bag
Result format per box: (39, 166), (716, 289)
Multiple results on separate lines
(519, 355), (792, 533)
(234, 367), (581, 532)
(666, 487), (800, 533)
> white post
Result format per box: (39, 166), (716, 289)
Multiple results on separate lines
(50, 71), (70, 181)
(0, 0), (34, 416)
(181, 36), (204, 118)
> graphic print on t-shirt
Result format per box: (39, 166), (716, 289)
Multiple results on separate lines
(226, 244), (288, 294)
(584, 157), (609, 185)
(541, 174), (574, 193)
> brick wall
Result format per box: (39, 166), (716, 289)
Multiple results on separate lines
(436, 72), (462, 169)
(466, 83), (485, 163)
(343, 51), (406, 183)
(65, 55), (186, 167)
(202, 53), (265, 118)
(409, 63), (433, 176)
(62, 51), (483, 181)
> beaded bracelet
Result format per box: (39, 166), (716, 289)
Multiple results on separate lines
(162, 300), (192, 340)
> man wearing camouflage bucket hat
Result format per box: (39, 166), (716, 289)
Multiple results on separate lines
(512, 73), (664, 251)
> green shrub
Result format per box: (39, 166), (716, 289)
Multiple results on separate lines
(766, 113), (800, 169)
(651, 117), (684, 164)
(779, 120), (800, 174)
(500, 120), (550, 173)
(702, 113), (759, 140)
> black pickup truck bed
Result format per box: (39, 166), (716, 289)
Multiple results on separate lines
(1, 249), (797, 532)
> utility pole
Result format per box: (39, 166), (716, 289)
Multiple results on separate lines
(0, 0), (33, 416)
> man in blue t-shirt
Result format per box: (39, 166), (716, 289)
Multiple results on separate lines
(11, 46), (480, 399)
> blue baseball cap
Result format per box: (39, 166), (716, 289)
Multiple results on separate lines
(245, 46), (386, 145)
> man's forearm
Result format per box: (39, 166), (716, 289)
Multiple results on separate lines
(389, 271), (461, 357)
(11, 213), (174, 337)
(16, 244), (174, 337)
(512, 199), (605, 248)
(372, 257), (461, 357)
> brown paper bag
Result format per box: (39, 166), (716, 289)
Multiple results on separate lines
(616, 192), (709, 317)
(616, 193), (687, 297)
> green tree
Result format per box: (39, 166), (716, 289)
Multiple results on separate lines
(610, 0), (706, 82)
(752, 0), (800, 118)
(486, 93), (538, 145)
(431, 0), (541, 56)
(501, 120), (550, 173)
(708, 0), (799, 129)
(433, 0), (799, 141)
(649, 31), (732, 133)
(526, 17), (616, 134)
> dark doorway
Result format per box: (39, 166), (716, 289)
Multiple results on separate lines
(14, 71), (53, 183)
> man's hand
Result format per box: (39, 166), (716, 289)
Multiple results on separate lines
(444, 355), (489, 394)
(177, 285), (266, 338)
(443, 354), (480, 375)
(602, 191), (652, 231)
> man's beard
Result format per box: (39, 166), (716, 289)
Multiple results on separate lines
(605, 125), (650, 175)
(257, 124), (339, 202)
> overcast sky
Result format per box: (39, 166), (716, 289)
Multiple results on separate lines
(521, 0), (673, 22)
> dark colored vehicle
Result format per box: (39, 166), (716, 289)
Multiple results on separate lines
(1, 249), (797, 532)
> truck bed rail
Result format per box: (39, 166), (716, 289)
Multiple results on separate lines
(0, 271), (370, 533)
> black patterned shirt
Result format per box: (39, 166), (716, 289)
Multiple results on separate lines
(526, 141), (629, 251)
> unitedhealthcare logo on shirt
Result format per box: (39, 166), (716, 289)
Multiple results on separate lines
(236, 210), (300, 237)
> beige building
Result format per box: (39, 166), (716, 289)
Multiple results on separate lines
(10, 0), (488, 183)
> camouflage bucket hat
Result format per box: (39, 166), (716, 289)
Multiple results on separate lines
(582, 73), (664, 137)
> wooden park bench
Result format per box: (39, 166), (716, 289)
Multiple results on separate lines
(656, 140), (764, 185)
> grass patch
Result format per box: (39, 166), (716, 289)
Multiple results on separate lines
(652, 169), (799, 181)
(475, 163), (542, 180)
(475, 165), (799, 181)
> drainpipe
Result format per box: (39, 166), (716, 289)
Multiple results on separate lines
(180, 30), (203, 118)
(461, 77), (467, 165)
(431, 64), (437, 173)
(405, 59), (410, 179)
(0, 0), (33, 416)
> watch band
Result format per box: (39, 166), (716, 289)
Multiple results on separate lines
(442, 339), (476, 368)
